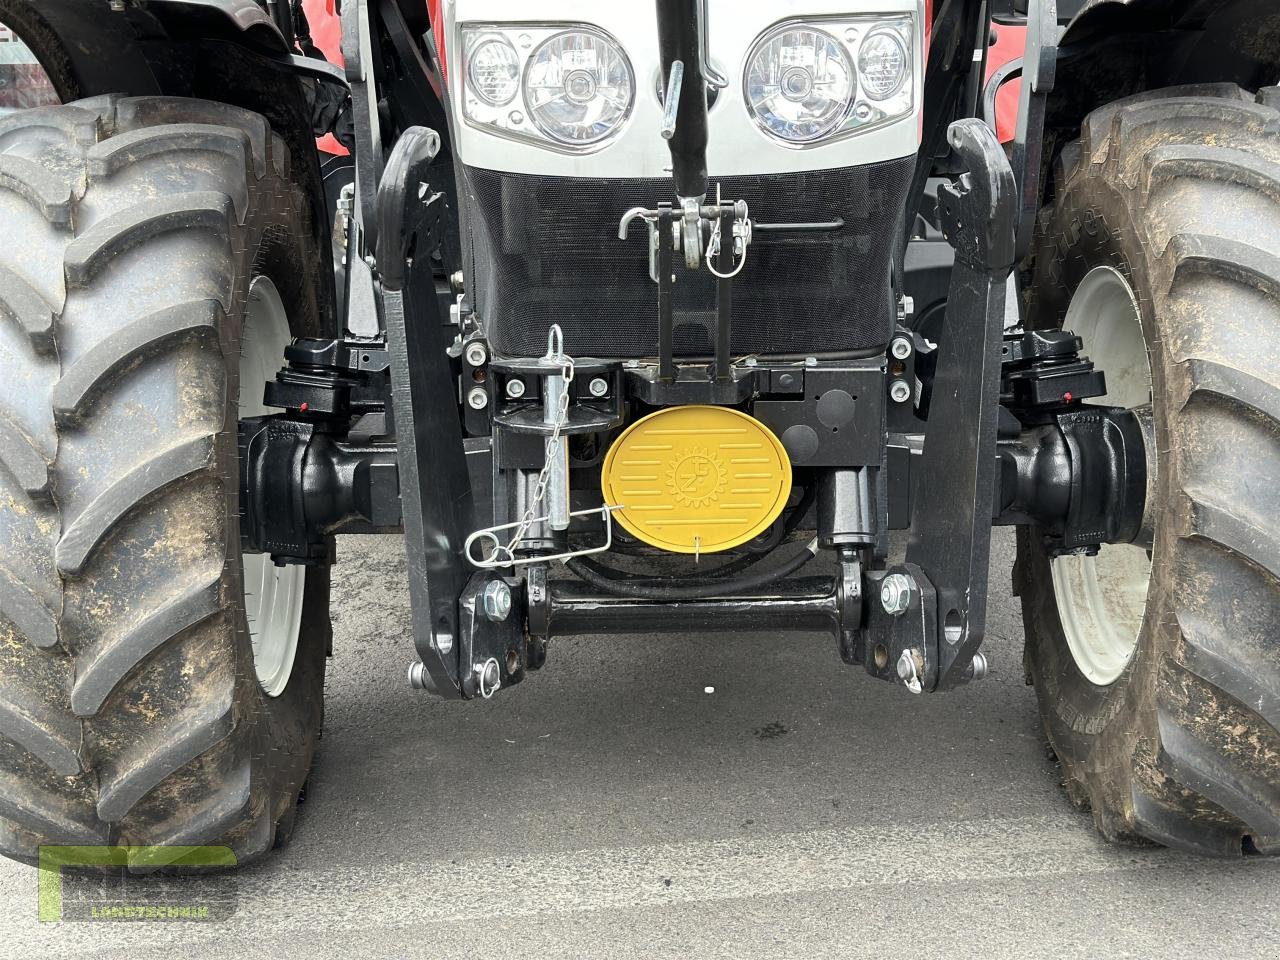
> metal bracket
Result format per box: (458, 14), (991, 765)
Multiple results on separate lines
(378, 127), (473, 700)
(1011, 0), (1059, 259)
(867, 118), (1015, 693)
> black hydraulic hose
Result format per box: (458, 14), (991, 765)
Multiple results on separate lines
(566, 538), (820, 601)
(692, 481), (818, 579)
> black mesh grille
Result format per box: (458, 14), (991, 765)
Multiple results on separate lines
(459, 157), (915, 358)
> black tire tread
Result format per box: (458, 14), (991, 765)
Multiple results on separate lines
(1023, 83), (1280, 856)
(0, 94), (328, 869)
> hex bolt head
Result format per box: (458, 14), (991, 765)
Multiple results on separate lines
(889, 379), (912, 404)
(588, 377), (609, 398)
(466, 387), (489, 410)
(464, 341), (488, 368)
(880, 573), (917, 615)
(506, 378), (527, 399)
(890, 336), (913, 360)
(481, 580), (513, 622)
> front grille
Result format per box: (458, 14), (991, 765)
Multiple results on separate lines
(458, 157), (915, 358)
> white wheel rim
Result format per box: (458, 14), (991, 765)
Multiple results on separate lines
(241, 278), (306, 698)
(1050, 266), (1153, 686)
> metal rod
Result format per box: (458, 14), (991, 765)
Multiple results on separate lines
(660, 60), (684, 140)
(543, 373), (570, 531)
(547, 577), (839, 638)
(714, 207), (733, 382)
(658, 208), (675, 381)
(754, 218), (845, 234)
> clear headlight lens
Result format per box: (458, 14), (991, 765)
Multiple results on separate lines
(524, 30), (635, 146)
(461, 24), (634, 150)
(467, 36), (521, 106)
(744, 26), (854, 144)
(745, 16), (915, 146)
(858, 30), (908, 100)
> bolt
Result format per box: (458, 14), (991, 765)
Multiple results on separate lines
(804, 356), (818, 367)
(890, 336), (913, 361)
(625, 359), (641, 369)
(896, 650), (916, 682)
(889, 379), (912, 403)
(109, 0), (126, 10)
(744, 357), (758, 367)
(506, 378), (527, 399)
(475, 658), (501, 699)
(880, 573), (917, 615)
(970, 651), (989, 681)
(464, 341), (488, 368)
(407, 661), (429, 690)
(481, 580), (512, 622)
(450, 270), (465, 290)
(466, 387), (488, 410)
(588, 377), (609, 398)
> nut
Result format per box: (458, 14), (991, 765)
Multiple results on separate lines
(464, 341), (488, 367)
(481, 580), (512, 622)
(880, 573), (917, 615)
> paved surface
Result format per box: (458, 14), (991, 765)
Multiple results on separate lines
(3, 530), (1278, 958)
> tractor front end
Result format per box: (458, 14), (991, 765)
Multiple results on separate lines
(0, 0), (1276, 869)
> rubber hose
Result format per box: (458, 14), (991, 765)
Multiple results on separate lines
(566, 539), (820, 600)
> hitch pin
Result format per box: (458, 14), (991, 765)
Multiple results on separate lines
(660, 60), (684, 140)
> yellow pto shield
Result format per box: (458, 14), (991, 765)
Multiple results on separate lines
(601, 405), (792, 554)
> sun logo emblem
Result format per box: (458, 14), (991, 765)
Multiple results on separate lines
(666, 448), (728, 508)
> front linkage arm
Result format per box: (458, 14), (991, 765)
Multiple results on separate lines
(862, 118), (1017, 693)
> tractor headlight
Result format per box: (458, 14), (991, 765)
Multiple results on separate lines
(744, 26), (854, 144)
(858, 30), (909, 100)
(744, 16), (915, 146)
(524, 30), (635, 146)
(461, 24), (634, 150)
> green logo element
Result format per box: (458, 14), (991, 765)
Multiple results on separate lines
(38, 845), (236, 922)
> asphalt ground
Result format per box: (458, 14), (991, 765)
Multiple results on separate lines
(3, 529), (1278, 958)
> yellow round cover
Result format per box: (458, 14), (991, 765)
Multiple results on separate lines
(601, 405), (793, 554)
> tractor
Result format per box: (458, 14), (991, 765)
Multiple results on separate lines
(0, 0), (1276, 869)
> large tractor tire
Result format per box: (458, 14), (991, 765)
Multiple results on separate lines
(1018, 84), (1280, 856)
(0, 96), (332, 868)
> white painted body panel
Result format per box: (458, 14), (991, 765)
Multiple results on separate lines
(445, 0), (924, 178)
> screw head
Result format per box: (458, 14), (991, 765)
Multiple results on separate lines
(889, 379), (912, 404)
(464, 341), (488, 367)
(481, 580), (512, 622)
(890, 336), (913, 360)
(588, 377), (609, 398)
(970, 651), (989, 681)
(466, 387), (489, 410)
(804, 356), (818, 367)
(880, 573), (916, 615)
(505, 378), (527, 399)
(450, 270), (465, 290)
